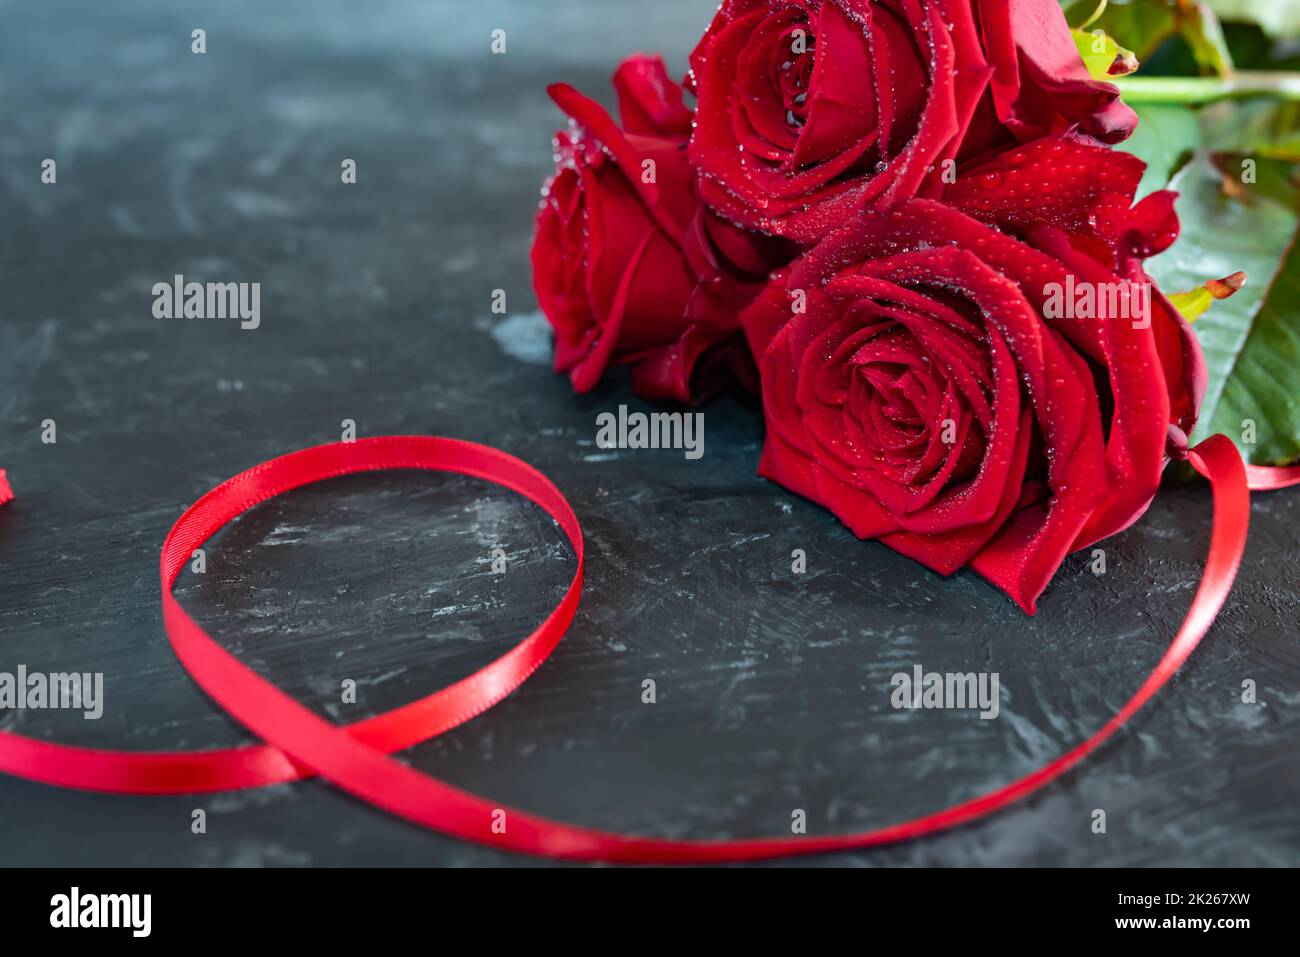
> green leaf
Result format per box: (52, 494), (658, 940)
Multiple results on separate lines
(1212, 244), (1300, 463)
(1204, 0), (1300, 39)
(1124, 103), (1202, 198)
(1182, 3), (1235, 77)
(1201, 98), (1300, 161)
(1146, 154), (1300, 464)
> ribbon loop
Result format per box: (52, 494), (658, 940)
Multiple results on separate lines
(0, 433), (1260, 861)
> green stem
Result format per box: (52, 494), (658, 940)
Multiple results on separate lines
(1116, 72), (1300, 104)
(1078, 0), (1108, 32)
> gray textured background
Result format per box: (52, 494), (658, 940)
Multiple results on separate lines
(0, 0), (1297, 867)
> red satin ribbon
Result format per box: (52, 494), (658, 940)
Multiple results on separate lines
(0, 434), (1257, 860)
(1246, 463), (1300, 491)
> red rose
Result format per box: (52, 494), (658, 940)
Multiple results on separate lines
(688, 0), (1137, 244)
(741, 140), (1203, 612)
(531, 55), (793, 403)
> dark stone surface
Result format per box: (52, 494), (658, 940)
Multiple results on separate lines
(0, 0), (1296, 867)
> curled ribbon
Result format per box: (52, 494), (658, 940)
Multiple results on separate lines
(1245, 463), (1300, 491)
(0, 433), (1277, 860)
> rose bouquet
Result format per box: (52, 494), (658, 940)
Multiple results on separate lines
(5, 0), (1300, 866)
(529, 0), (1300, 615)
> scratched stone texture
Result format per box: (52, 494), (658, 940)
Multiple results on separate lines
(0, 0), (1297, 868)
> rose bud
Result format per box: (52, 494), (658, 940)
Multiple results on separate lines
(687, 0), (1137, 244)
(531, 55), (794, 404)
(741, 139), (1203, 613)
